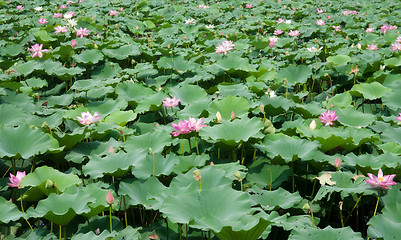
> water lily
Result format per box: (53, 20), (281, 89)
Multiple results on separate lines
(318, 110), (338, 126)
(8, 171), (26, 189)
(17, 5), (24, 10)
(396, 113), (401, 121)
(67, 19), (78, 27)
(391, 42), (401, 51)
(29, 43), (48, 58)
(184, 18), (196, 25)
(54, 26), (68, 34)
(109, 10), (118, 16)
(162, 96), (180, 108)
(307, 46), (323, 53)
(71, 39), (77, 48)
(367, 44), (378, 51)
(273, 29), (283, 35)
(366, 168), (396, 189)
(246, 4), (253, 8)
(215, 40), (235, 54)
(34, 7), (43, 11)
(38, 18), (48, 24)
(276, 18), (285, 24)
(316, 19), (325, 26)
(53, 13), (63, 18)
(288, 30), (300, 37)
(171, 121), (191, 137)
(332, 25), (341, 32)
(197, 5), (209, 9)
(316, 8), (323, 13)
(76, 111), (102, 125)
(60, 5), (67, 9)
(187, 118), (207, 132)
(365, 27), (374, 33)
(205, 24), (215, 29)
(75, 27), (90, 38)
(269, 36), (278, 47)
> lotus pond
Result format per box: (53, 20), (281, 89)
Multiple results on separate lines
(1, 0), (401, 239)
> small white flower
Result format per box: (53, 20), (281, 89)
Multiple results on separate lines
(67, 19), (77, 27)
(64, 13), (73, 19)
(309, 120), (316, 130)
(285, 20), (292, 24)
(357, 43), (361, 50)
(380, 65), (385, 71)
(307, 46), (323, 53)
(205, 24), (215, 29)
(184, 18), (196, 25)
(34, 7), (43, 11)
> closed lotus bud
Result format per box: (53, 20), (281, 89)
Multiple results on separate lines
(216, 111), (222, 123)
(108, 146), (115, 153)
(193, 169), (201, 181)
(106, 190), (114, 205)
(357, 43), (361, 50)
(231, 111), (235, 120)
(334, 158), (341, 168)
(259, 105), (265, 113)
(234, 171), (242, 181)
(309, 120), (316, 130)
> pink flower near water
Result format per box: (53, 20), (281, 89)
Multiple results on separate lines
(334, 158), (341, 168)
(269, 36), (278, 47)
(316, 8), (323, 14)
(17, 5), (24, 10)
(215, 40), (235, 54)
(365, 28), (374, 33)
(109, 10), (118, 16)
(366, 169), (396, 189)
(318, 110), (338, 126)
(391, 42), (401, 52)
(332, 25), (341, 32)
(276, 18), (285, 24)
(76, 111), (102, 125)
(246, 4), (253, 8)
(367, 44), (378, 51)
(273, 29), (283, 35)
(75, 27), (90, 38)
(396, 113), (401, 121)
(54, 26), (68, 33)
(288, 30), (300, 37)
(8, 171), (26, 189)
(60, 5), (67, 9)
(53, 13), (63, 18)
(38, 18), (48, 24)
(29, 44), (48, 58)
(162, 96), (180, 108)
(71, 40), (77, 48)
(187, 118), (207, 132)
(171, 121), (191, 137)
(381, 25), (390, 33)
(316, 19), (325, 26)
(106, 190), (114, 205)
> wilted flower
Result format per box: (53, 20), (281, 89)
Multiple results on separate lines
(316, 19), (325, 26)
(38, 18), (48, 24)
(215, 40), (235, 54)
(71, 40), (77, 48)
(29, 44), (48, 58)
(318, 110), (338, 126)
(54, 26), (68, 34)
(76, 111), (102, 125)
(246, 4), (253, 8)
(109, 10), (118, 16)
(184, 18), (196, 25)
(332, 25), (341, 32)
(391, 42), (401, 52)
(273, 29), (283, 35)
(162, 96), (180, 108)
(334, 158), (341, 168)
(269, 36), (278, 47)
(75, 27), (90, 38)
(288, 30), (300, 37)
(309, 120), (316, 130)
(53, 13), (63, 18)
(8, 171), (26, 189)
(366, 169), (396, 189)
(367, 44), (378, 51)
(106, 190), (114, 204)
(216, 111), (222, 123)
(307, 46), (323, 53)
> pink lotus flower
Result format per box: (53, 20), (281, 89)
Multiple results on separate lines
(366, 169), (396, 189)
(246, 4), (253, 8)
(390, 25), (398, 30)
(71, 40), (77, 48)
(381, 25), (390, 33)
(171, 121), (191, 137)
(316, 19), (325, 26)
(288, 30), (300, 37)
(215, 40), (235, 54)
(106, 190), (114, 204)
(269, 36), (278, 47)
(29, 44), (48, 58)
(397, 113), (401, 121)
(66, 11), (75, 17)
(334, 158), (341, 168)
(187, 118), (207, 132)
(396, 36), (401, 43)
(367, 44), (378, 51)
(54, 26), (68, 33)
(317, 8), (323, 14)
(109, 10), (118, 16)
(162, 96), (180, 108)
(60, 5), (67, 9)
(365, 28), (374, 33)
(391, 42), (401, 52)
(318, 110), (338, 126)
(38, 18), (48, 24)
(17, 5), (24, 10)
(276, 18), (285, 24)
(332, 25), (341, 32)
(8, 171), (26, 189)
(76, 111), (102, 125)
(273, 29), (283, 35)
(75, 27), (90, 38)
(197, 5), (209, 9)
(53, 13), (63, 18)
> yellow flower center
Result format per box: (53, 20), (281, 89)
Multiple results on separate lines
(378, 177), (384, 182)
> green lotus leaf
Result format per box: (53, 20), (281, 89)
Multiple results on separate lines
(0, 104), (28, 127)
(160, 188), (252, 232)
(74, 215), (123, 237)
(27, 187), (96, 226)
(53, 66), (85, 81)
(20, 166), (81, 198)
(131, 153), (180, 179)
(327, 55), (351, 66)
(329, 92), (353, 108)
(83, 149), (146, 179)
(64, 99), (128, 119)
(378, 142), (401, 155)
(115, 82), (155, 103)
(289, 226), (363, 240)
(103, 110), (137, 126)
(124, 130), (171, 153)
(0, 125), (61, 159)
(350, 82), (391, 100)
(246, 158), (291, 189)
(214, 54), (252, 71)
(260, 95), (296, 116)
(200, 118), (264, 147)
(136, 91), (165, 113)
(313, 171), (376, 201)
(336, 107), (376, 127)
(250, 186), (303, 211)
(208, 95), (250, 121)
(255, 134), (320, 163)
(276, 65), (312, 86)
(12, 61), (42, 76)
(173, 153), (209, 173)
(157, 55), (193, 73)
(74, 49), (104, 65)
(218, 84), (256, 99)
(102, 44), (141, 60)
(343, 152), (401, 171)
(0, 197), (24, 224)
(384, 56), (401, 67)
(177, 98), (211, 119)
(53, 127), (86, 151)
(32, 30), (56, 42)
(25, 77), (48, 90)
(79, 182), (116, 218)
(382, 89), (401, 110)
(381, 127), (401, 145)
(65, 138), (121, 164)
(118, 176), (167, 210)
(54, 45), (73, 62)
(168, 84), (208, 105)
(0, 44), (24, 57)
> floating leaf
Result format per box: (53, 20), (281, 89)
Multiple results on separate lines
(327, 55), (351, 65)
(336, 107), (376, 128)
(0, 197), (24, 224)
(74, 49), (104, 65)
(208, 95), (250, 121)
(289, 226), (363, 240)
(102, 44), (140, 60)
(250, 186), (303, 211)
(124, 130), (171, 153)
(350, 82), (391, 100)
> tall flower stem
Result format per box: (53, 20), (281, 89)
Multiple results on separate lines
(181, 137), (184, 156)
(19, 190), (33, 231)
(194, 135), (199, 155)
(109, 205), (113, 233)
(373, 188), (381, 216)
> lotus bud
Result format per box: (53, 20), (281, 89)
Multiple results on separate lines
(357, 43), (361, 50)
(231, 111), (235, 120)
(334, 158), (341, 168)
(259, 105), (265, 113)
(216, 111), (222, 123)
(193, 169), (201, 181)
(71, 40), (77, 48)
(106, 190), (114, 205)
(108, 146), (115, 153)
(45, 179), (55, 189)
(309, 120), (316, 130)
(338, 201), (343, 210)
(380, 65), (385, 71)
(234, 171), (242, 181)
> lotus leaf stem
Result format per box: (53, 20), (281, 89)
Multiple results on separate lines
(373, 188), (381, 217)
(109, 205), (113, 233)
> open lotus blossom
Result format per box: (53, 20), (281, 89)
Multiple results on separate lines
(171, 121), (192, 137)
(269, 36), (279, 47)
(187, 118), (207, 132)
(365, 27), (374, 33)
(38, 18), (48, 24)
(366, 169), (396, 189)
(288, 30), (300, 37)
(316, 8), (323, 14)
(34, 7), (43, 11)
(162, 96), (180, 107)
(273, 29), (283, 35)
(184, 18), (196, 25)
(109, 10), (118, 16)
(396, 113), (401, 121)
(54, 26), (68, 33)
(307, 46), (323, 53)
(380, 25), (389, 33)
(64, 13), (73, 19)
(215, 40), (235, 54)
(367, 44), (378, 51)
(316, 19), (325, 26)
(71, 39), (77, 48)
(318, 110), (338, 126)
(75, 27), (90, 38)
(285, 20), (292, 24)
(8, 171), (26, 189)
(276, 18), (285, 24)
(76, 111), (102, 125)
(67, 19), (78, 27)
(60, 5), (67, 9)
(29, 43), (48, 58)
(391, 42), (401, 52)
(205, 24), (215, 29)
(17, 5), (24, 10)
(396, 36), (401, 43)
(197, 5), (209, 9)
(246, 4), (253, 8)
(53, 13), (63, 18)
(332, 25), (341, 31)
